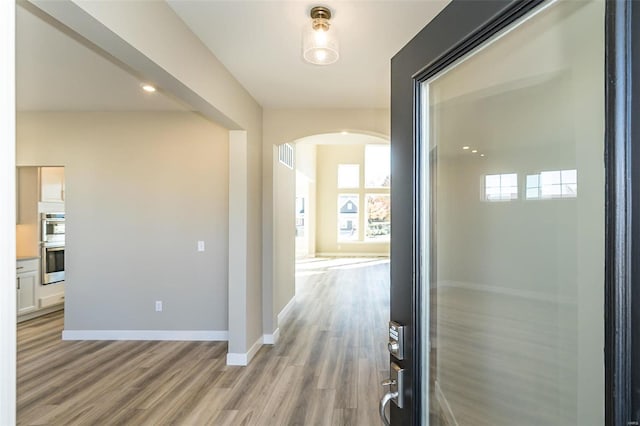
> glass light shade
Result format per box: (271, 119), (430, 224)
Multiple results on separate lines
(302, 25), (339, 65)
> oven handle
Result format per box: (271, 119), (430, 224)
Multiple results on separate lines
(45, 246), (64, 252)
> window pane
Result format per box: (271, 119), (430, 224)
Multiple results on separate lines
(365, 194), (391, 241)
(526, 174), (539, 188)
(337, 194), (359, 241)
(561, 169), (577, 184)
(526, 188), (539, 199)
(540, 170), (561, 185)
(338, 164), (359, 188)
(365, 145), (390, 187)
(501, 173), (517, 187)
(485, 174), (500, 188)
(484, 173), (518, 201)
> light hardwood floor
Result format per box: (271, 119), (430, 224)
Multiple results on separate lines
(17, 257), (390, 425)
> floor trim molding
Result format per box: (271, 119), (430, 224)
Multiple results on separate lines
(316, 252), (389, 257)
(263, 327), (280, 345)
(439, 280), (574, 305)
(226, 335), (263, 366)
(435, 380), (459, 426)
(61, 329), (228, 341)
(277, 296), (296, 324)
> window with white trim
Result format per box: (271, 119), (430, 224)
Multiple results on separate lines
(526, 169), (577, 199)
(484, 173), (518, 201)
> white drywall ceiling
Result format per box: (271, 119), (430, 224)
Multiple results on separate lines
(167, 1), (450, 109)
(16, 1), (450, 111)
(16, 5), (188, 112)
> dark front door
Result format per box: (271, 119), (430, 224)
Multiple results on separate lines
(387, 1), (639, 425)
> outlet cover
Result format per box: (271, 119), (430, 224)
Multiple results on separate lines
(155, 300), (162, 312)
(197, 241), (205, 252)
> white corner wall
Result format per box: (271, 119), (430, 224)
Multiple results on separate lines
(0, 1), (16, 423)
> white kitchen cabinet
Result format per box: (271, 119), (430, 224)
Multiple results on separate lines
(17, 259), (38, 315)
(40, 167), (65, 203)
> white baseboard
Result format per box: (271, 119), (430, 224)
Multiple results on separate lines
(61, 329), (228, 341)
(439, 280), (575, 305)
(435, 380), (459, 426)
(316, 252), (389, 257)
(18, 304), (63, 323)
(263, 327), (280, 345)
(226, 335), (263, 366)
(277, 296), (296, 324)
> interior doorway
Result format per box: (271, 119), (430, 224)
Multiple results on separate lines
(291, 132), (391, 260)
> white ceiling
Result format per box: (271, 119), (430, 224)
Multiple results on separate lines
(16, 1), (450, 111)
(16, 5), (189, 112)
(168, 1), (449, 109)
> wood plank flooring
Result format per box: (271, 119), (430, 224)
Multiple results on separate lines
(17, 257), (390, 425)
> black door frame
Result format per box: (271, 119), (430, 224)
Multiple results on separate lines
(390, 0), (638, 424)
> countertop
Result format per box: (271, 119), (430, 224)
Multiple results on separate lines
(17, 256), (40, 261)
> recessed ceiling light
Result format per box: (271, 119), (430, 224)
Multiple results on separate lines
(141, 84), (156, 93)
(480, 154), (485, 157)
(472, 150), (478, 153)
(462, 146), (470, 150)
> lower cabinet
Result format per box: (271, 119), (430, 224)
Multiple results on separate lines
(17, 266), (37, 315)
(17, 258), (64, 321)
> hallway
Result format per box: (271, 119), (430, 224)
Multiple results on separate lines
(17, 257), (389, 425)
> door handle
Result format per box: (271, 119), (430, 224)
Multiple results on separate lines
(379, 390), (399, 426)
(379, 363), (404, 425)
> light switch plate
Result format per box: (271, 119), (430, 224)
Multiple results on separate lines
(197, 241), (205, 252)
(155, 301), (162, 312)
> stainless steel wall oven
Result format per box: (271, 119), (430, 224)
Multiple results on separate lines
(41, 213), (65, 285)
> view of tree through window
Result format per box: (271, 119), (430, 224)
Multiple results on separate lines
(365, 194), (391, 241)
(336, 144), (391, 242)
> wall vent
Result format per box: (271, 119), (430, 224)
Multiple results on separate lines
(279, 143), (294, 169)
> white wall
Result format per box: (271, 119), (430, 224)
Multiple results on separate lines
(295, 143), (317, 258)
(274, 152), (296, 325)
(17, 112), (230, 333)
(262, 108), (390, 336)
(0, 1), (16, 423)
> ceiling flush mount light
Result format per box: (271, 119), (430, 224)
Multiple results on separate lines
(303, 6), (339, 65)
(141, 83), (156, 93)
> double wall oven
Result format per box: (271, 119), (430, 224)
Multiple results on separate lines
(41, 212), (65, 285)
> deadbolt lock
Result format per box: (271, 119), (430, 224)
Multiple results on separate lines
(388, 321), (405, 360)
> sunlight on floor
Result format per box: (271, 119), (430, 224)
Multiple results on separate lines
(295, 257), (390, 277)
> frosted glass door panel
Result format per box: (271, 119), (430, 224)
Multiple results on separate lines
(420, 1), (605, 425)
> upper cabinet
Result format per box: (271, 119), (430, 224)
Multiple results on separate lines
(16, 166), (65, 225)
(40, 167), (65, 203)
